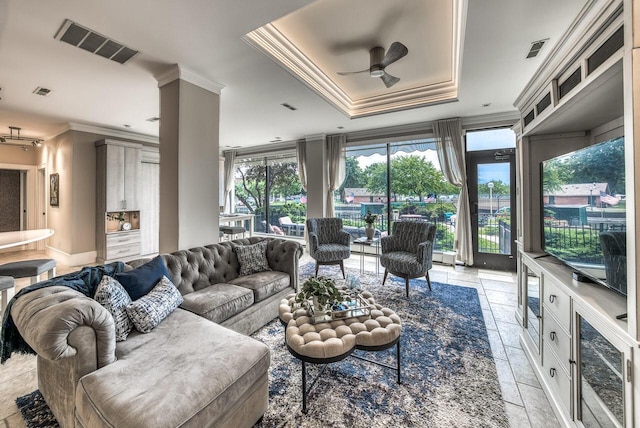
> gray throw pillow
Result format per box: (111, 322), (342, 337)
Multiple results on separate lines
(125, 276), (184, 333)
(94, 275), (133, 341)
(234, 240), (272, 276)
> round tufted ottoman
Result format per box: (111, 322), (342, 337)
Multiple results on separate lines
(278, 290), (402, 413)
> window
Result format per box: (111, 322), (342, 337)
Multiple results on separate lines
(233, 153), (305, 237)
(342, 139), (458, 251)
(466, 128), (516, 151)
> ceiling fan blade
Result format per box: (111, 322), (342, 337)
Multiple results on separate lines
(381, 73), (400, 88)
(380, 42), (408, 68)
(337, 69), (370, 76)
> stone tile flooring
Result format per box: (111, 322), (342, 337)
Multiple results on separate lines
(0, 249), (561, 427)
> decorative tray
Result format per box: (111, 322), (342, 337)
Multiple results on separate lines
(309, 294), (371, 324)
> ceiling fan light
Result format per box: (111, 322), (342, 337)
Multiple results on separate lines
(370, 65), (385, 78)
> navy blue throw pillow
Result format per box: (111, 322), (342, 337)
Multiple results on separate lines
(116, 256), (171, 301)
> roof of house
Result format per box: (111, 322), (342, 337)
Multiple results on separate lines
(544, 183), (608, 196)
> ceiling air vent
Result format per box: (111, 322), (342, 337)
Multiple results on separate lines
(281, 103), (297, 111)
(32, 87), (52, 96)
(526, 39), (548, 59)
(55, 19), (139, 65)
(536, 93), (552, 115)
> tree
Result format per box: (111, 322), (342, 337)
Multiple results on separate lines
(234, 161), (301, 212)
(338, 156), (366, 199)
(364, 155), (458, 200)
(478, 180), (510, 196)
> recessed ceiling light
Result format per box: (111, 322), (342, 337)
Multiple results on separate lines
(481, 103), (491, 108)
(123, 124), (132, 128)
(337, 126), (344, 129)
(146, 116), (160, 122)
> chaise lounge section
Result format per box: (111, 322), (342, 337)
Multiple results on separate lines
(7, 237), (302, 428)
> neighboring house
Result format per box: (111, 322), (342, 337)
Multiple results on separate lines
(543, 182), (608, 206)
(343, 188), (385, 204)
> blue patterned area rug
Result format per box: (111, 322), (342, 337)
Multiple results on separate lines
(16, 263), (508, 428)
(254, 263), (508, 427)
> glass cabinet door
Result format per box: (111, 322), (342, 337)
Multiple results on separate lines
(525, 268), (541, 352)
(578, 316), (625, 427)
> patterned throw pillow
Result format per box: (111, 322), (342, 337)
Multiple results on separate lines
(94, 276), (133, 342)
(125, 276), (184, 333)
(234, 241), (272, 276)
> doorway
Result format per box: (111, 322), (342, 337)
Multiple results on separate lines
(467, 149), (516, 270)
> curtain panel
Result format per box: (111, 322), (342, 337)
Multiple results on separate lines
(296, 139), (308, 191)
(326, 134), (346, 216)
(434, 118), (473, 265)
(223, 150), (236, 212)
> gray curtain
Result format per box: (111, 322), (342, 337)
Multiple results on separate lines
(296, 139), (308, 191)
(434, 118), (473, 265)
(223, 150), (236, 212)
(326, 135), (346, 216)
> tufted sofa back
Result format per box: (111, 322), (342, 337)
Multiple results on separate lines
(127, 237), (303, 295)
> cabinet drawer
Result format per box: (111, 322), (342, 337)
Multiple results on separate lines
(543, 312), (571, 374)
(107, 232), (141, 247)
(106, 242), (140, 260)
(543, 278), (570, 332)
(543, 342), (572, 415)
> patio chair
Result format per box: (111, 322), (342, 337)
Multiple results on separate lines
(278, 216), (304, 236)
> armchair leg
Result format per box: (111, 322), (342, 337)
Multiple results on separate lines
(382, 269), (389, 285)
(425, 271), (432, 291)
(339, 261), (346, 279)
(315, 262), (319, 276)
(405, 277), (410, 298)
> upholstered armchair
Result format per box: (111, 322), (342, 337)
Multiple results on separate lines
(306, 218), (351, 278)
(380, 221), (437, 297)
(599, 231), (627, 295)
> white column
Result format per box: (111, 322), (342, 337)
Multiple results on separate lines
(157, 65), (223, 252)
(304, 134), (327, 218)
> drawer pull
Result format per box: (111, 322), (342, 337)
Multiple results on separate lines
(549, 294), (557, 303)
(549, 331), (556, 341)
(549, 368), (556, 377)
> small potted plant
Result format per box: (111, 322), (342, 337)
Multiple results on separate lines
(363, 209), (377, 240)
(295, 276), (345, 316)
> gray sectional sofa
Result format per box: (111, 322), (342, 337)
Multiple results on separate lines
(9, 237), (302, 428)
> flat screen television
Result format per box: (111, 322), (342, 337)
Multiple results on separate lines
(541, 136), (627, 296)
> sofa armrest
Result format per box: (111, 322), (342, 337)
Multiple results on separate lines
(266, 239), (303, 292)
(11, 286), (116, 368)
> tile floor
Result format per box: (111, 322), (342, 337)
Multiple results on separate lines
(0, 249), (561, 427)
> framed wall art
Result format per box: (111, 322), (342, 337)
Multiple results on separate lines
(50, 173), (59, 207)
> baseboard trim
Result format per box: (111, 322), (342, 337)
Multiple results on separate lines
(46, 246), (97, 267)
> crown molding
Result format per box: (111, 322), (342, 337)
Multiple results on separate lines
(47, 122), (159, 144)
(244, 1), (465, 119)
(155, 64), (225, 94)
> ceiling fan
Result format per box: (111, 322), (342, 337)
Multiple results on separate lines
(337, 42), (408, 88)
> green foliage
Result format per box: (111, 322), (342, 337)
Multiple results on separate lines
(338, 157), (367, 197)
(480, 225), (500, 236)
(364, 155), (457, 200)
(434, 224), (454, 251)
(542, 139), (625, 195)
(544, 227), (602, 263)
(363, 209), (378, 225)
(478, 180), (510, 196)
(295, 276), (345, 314)
(478, 237), (499, 253)
(235, 161), (302, 212)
